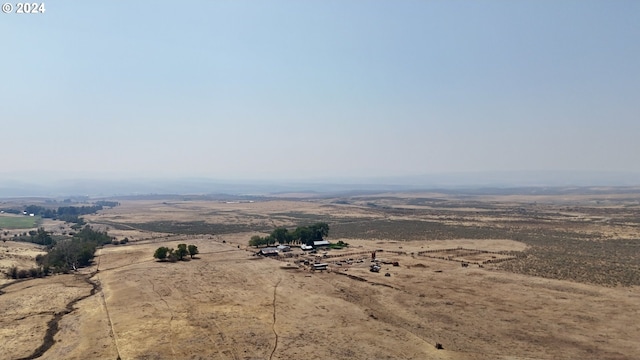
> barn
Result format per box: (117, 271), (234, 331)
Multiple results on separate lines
(259, 247), (279, 256)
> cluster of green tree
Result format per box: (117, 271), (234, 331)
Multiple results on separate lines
(52, 205), (105, 223)
(10, 228), (56, 246)
(0, 208), (21, 214)
(35, 226), (113, 273)
(27, 227), (54, 246)
(56, 207), (87, 223)
(249, 222), (329, 247)
(153, 244), (199, 262)
(6, 265), (49, 279)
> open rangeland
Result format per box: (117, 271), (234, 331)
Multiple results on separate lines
(1, 190), (640, 359)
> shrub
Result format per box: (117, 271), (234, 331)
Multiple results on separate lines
(28, 267), (41, 278)
(7, 266), (18, 279)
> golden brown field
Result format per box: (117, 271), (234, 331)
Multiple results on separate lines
(1, 190), (640, 359)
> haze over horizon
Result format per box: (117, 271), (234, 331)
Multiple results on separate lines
(2, 170), (640, 198)
(2, 1), (639, 184)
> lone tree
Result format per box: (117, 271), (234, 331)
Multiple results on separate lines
(175, 243), (189, 261)
(153, 246), (170, 261)
(187, 244), (199, 259)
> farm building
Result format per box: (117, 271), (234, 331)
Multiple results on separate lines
(313, 240), (330, 248)
(259, 247), (279, 256)
(277, 245), (291, 252)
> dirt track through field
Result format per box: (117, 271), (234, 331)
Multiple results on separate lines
(94, 250), (122, 360)
(269, 278), (281, 360)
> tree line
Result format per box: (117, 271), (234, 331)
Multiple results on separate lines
(28, 204), (109, 224)
(249, 222), (329, 247)
(2, 202), (119, 225)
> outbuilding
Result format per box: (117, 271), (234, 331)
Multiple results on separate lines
(312, 263), (328, 271)
(277, 245), (291, 252)
(259, 247), (279, 256)
(313, 240), (330, 248)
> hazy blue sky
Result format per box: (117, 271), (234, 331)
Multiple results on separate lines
(2, 1), (639, 181)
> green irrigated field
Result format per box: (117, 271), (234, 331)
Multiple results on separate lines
(0, 215), (40, 229)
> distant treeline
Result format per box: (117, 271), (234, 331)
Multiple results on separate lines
(2, 201), (119, 224)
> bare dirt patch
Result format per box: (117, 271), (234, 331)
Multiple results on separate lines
(0, 241), (47, 286)
(0, 275), (94, 359)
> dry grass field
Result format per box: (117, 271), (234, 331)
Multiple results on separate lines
(1, 189), (640, 359)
